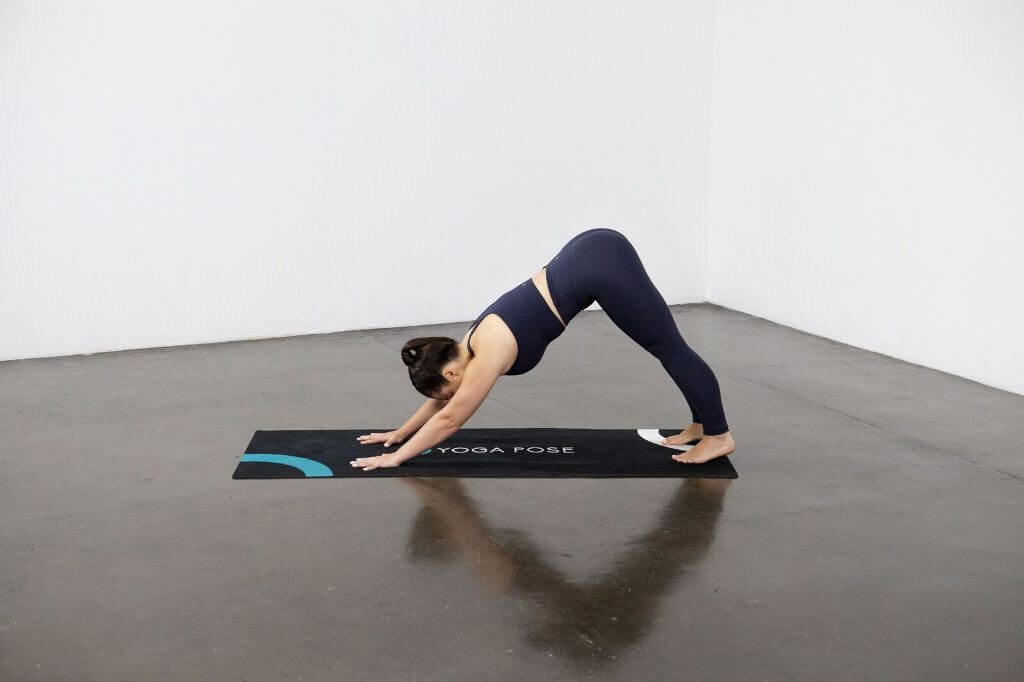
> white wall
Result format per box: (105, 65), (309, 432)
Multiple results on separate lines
(7, 2), (1021, 397)
(0, 1), (714, 360)
(708, 0), (1024, 395)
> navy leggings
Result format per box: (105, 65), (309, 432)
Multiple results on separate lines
(545, 228), (729, 435)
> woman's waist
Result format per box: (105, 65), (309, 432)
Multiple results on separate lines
(495, 280), (565, 340)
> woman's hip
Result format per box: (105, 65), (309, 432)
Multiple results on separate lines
(544, 228), (635, 321)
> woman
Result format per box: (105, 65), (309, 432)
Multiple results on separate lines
(350, 227), (735, 471)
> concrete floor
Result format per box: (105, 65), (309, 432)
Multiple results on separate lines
(2, 303), (1022, 681)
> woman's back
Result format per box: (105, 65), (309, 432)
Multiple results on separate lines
(466, 273), (567, 375)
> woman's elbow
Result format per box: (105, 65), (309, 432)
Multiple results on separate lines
(435, 411), (464, 431)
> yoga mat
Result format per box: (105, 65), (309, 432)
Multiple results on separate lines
(233, 428), (738, 479)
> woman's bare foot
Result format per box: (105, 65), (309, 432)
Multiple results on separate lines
(661, 422), (703, 446)
(672, 431), (735, 464)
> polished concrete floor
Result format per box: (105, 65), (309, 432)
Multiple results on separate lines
(2, 304), (1022, 680)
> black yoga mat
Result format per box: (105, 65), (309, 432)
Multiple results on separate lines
(233, 428), (738, 479)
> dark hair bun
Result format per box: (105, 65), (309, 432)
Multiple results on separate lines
(400, 336), (460, 398)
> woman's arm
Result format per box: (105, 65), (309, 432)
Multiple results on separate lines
(395, 397), (447, 440)
(388, 359), (502, 465)
(388, 411), (461, 466)
(350, 358), (503, 470)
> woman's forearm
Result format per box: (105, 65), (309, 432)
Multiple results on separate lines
(397, 398), (445, 439)
(390, 412), (459, 465)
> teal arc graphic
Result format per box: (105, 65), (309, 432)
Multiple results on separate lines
(239, 453), (333, 477)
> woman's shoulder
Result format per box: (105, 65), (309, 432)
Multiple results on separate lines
(466, 312), (509, 345)
(466, 313), (516, 368)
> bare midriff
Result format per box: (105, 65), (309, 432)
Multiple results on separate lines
(531, 267), (566, 327)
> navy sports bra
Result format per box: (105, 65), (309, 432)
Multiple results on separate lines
(466, 274), (567, 375)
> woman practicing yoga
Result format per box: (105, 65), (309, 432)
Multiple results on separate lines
(350, 227), (735, 471)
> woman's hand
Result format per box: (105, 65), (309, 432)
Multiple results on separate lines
(356, 430), (405, 447)
(349, 453), (402, 471)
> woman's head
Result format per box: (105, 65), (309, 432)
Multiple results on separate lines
(401, 336), (465, 400)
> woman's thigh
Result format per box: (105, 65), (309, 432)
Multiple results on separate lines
(570, 230), (680, 352)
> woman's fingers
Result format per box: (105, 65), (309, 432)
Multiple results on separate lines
(358, 432), (401, 446)
(356, 433), (383, 444)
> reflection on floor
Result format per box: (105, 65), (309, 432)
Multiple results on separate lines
(2, 303), (1021, 680)
(404, 476), (730, 664)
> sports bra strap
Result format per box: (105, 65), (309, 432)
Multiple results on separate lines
(466, 319), (481, 356)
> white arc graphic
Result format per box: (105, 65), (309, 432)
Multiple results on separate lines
(636, 428), (695, 451)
